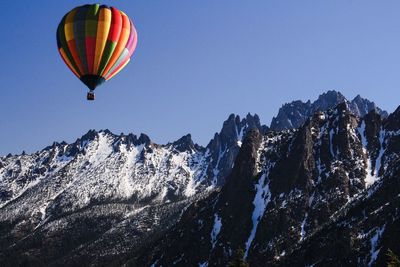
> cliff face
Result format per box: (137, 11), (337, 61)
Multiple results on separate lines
(136, 103), (400, 267)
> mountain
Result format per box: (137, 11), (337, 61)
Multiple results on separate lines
(205, 113), (268, 186)
(134, 103), (400, 267)
(0, 113), (265, 266)
(0, 91), (397, 267)
(270, 90), (388, 130)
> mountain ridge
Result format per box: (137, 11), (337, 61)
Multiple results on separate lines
(135, 102), (400, 267)
(271, 90), (388, 130)
(0, 91), (397, 267)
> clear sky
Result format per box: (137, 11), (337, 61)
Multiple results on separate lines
(1, 0), (400, 155)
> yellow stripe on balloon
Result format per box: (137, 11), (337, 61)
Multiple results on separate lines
(64, 8), (85, 75)
(59, 48), (80, 78)
(101, 12), (131, 76)
(93, 7), (111, 74)
(105, 58), (130, 81)
(64, 9), (77, 42)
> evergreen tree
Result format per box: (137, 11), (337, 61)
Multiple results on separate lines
(227, 249), (249, 267)
(387, 249), (400, 267)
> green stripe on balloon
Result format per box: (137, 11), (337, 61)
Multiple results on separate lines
(98, 41), (117, 76)
(85, 4), (99, 74)
(57, 15), (81, 76)
(85, 4), (99, 37)
(74, 5), (90, 74)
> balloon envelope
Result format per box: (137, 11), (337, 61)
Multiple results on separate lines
(57, 4), (137, 91)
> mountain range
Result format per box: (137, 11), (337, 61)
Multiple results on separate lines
(0, 90), (399, 267)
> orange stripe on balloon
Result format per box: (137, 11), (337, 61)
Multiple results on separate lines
(101, 12), (130, 76)
(59, 48), (80, 78)
(67, 40), (85, 75)
(93, 7), (111, 74)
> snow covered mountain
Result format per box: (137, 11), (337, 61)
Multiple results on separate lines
(0, 113), (266, 266)
(270, 90), (388, 130)
(0, 114), (266, 210)
(0, 91), (397, 267)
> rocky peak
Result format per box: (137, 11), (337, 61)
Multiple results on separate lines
(63, 129), (100, 157)
(205, 113), (268, 185)
(171, 134), (196, 152)
(270, 90), (345, 130)
(384, 105), (400, 131)
(349, 94), (388, 118)
(137, 133), (151, 146)
(270, 101), (312, 130)
(314, 90), (346, 111)
(215, 114), (240, 147)
(81, 129), (100, 141)
(123, 133), (139, 150)
(207, 113), (267, 151)
(245, 113), (269, 133)
(227, 128), (263, 183)
(270, 90), (387, 130)
(352, 94), (366, 108)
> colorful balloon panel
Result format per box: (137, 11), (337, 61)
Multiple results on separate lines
(57, 4), (137, 90)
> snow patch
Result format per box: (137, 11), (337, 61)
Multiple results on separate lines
(244, 173), (272, 258)
(368, 225), (386, 267)
(300, 213), (308, 241)
(211, 213), (222, 249)
(374, 129), (385, 178)
(236, 125), (244, 142)
(212, 146), (226, 185)
(357, 121), (384, 187)
(329, 128), (335, 157)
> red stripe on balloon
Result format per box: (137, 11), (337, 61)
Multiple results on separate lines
(85, 37), (96, 74)
(108, 7), (122, 42)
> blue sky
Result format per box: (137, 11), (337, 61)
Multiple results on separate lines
(1, 0), (400, 155)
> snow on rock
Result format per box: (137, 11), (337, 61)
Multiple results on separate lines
(211, 213), (222, 249)
(236, 125), (244, 144)
(212, 146), (226, 186)
(245, 172), (272, 258)
(329, 127), (336, 158)
(357, 120), (377, 187)
(244, 133), (285, 258)
(300, 212), (308, 241)
(357, 121), (385, 187)
(374, 129), (385, 177)
(368, 224), (386, 267)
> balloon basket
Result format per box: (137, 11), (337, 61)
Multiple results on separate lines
(87, 91), (95, 101)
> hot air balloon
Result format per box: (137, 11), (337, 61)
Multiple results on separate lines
(56, 4), (137, 100)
